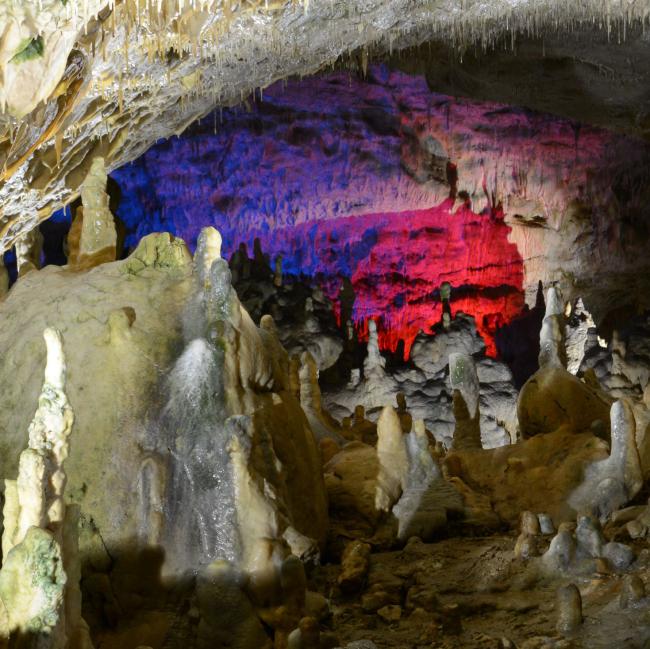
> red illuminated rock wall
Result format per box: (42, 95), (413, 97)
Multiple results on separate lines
(112, 65), (649, 357)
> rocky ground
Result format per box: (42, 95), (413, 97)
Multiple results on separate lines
(85, 519), (650, 649)
(308, 530), (650, 649)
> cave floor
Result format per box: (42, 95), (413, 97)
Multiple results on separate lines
(88, 532), (650, 649)
(311, 534), (650, 649)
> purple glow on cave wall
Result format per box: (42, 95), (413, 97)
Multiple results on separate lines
(111, 65), (617, 357)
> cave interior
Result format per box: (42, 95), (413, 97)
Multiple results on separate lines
(1, 2), (650, 649)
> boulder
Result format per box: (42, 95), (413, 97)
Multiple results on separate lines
(518, 366), (612, 437)
(338, 541), (371, 593)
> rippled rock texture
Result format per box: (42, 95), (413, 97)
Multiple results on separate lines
(108, 65), (650, 358)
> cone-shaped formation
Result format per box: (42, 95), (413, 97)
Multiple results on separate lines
(374, 405), (408, 512)
(195, 226), (223, 289)
(569, 399), (643, 519)
(364, 319), (386, 378)
(449, 352), (482, 450)
(539, 286), (567, 369)
(556, 584), (582, 635)
(609, 401), (644, 497)
(0, 328), (92, 649)
(8, 328), (73, 550)
(392, 420), (463, 541)
(299, 352), (321, 412)
(298, 351), (341, 443)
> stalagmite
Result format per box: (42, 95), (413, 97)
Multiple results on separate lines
(298, 351), (341, 442)
(392, 420), (462, 541)
(619, 575), (645, 608)
(565, 298), (595, 374)
(374, 405), (408, 512)
(0, 328), (92, 649)
(543, 525), (576, 572)
(520, 511), (541, 535)
(3, 3), (650, 644)
(575, 514), (604, 558)
(543, 512), (636, 575)
(75, 157), (118, 268)
(611, 330), (627, 377)
(449, 352), (481, 450)
(514, 510), (541, 559)
(297, 352), (320, 411)
(556, 584), (582, 635)
(15, 227), (43, 277)
(518, 287), (614, 437)
(338, 540), (371, 593)
(304, 297), (319, 333)
(274, 254), (283, 287)
(195, 225), (223, 289)
(364, 319), (386, 378)
(206, 257), (276, 410)
(538, 286), (567, 369)
(569, 400), (643, 519)
(0, 527), (66, 644)
(538, 513), (555, 535)
(9, 328), (74, 550)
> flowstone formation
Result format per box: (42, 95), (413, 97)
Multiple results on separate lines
(0, 220), (332, 648)
(146, 229), (327, 580)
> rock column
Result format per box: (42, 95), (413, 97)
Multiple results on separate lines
(0, 328), (92, 649)
(569, 399), (643, 518)
(195, 226), (223, 290)
(539, 286), (567, 368)
(375, 406), (408, 512)
(449, 352), (481, 450)
(15, 227), (43, 277)
(72, 157), (118, 268)
(556, 584), (582, 635)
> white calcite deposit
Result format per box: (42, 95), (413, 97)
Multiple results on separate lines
(0, 327), (92, 649)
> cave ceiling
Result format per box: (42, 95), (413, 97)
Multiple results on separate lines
(0, 0), (650, 255)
